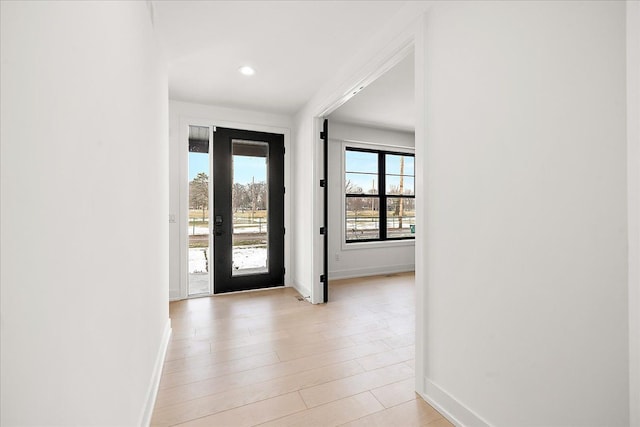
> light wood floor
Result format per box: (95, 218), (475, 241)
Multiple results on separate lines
(151, 272), (452, 427)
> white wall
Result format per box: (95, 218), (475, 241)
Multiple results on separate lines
(168, 100), (293, 300)
(327, 122), (415, 279)
(0, 2), (170, 425)
(627, 1), (640, 425)
(290, 116), (318, 300)
(418, 1), (629, 425)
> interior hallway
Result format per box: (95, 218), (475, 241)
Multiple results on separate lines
(151, 273), (451, 426)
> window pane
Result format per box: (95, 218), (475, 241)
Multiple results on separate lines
(345, 173), (378, 195)
(188, 126), (210, 295)
(346, 197), (380, 240)
(386, 154), (414, 175)
(232, 140), (269, 276)
(386, 154), (414, 195)
(386, 176), (414, 195)
(386, 198), (415, 239)
(346, 150), (377, 174)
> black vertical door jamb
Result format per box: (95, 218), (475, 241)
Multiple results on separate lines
(321, 119), (329, 303)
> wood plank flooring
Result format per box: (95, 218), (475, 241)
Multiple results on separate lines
(151, 272), (452, 427)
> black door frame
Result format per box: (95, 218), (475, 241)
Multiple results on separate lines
(320, 119), (329, 302)
(212, 127), (285, 294)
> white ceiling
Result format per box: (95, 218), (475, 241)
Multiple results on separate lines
(330, 52), (414, 132)
(153, 1), (408, 116)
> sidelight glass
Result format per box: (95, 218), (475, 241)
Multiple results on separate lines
(232, 140), (269, 275)
(188, 125), (211, 295)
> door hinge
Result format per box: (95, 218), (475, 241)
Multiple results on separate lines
(283, 267), (286, 275)
(320, 274), (326, 283)
(320, 179), (326, 187)
(283, 227), (286, 235)
(283, 187), (286, 194)
(320, 227), (325, 235)
(320, 131), (326, 140)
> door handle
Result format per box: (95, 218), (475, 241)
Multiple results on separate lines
(214, 215), (223, 236)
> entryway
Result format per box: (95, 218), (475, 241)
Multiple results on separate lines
(187, 126), (285, 295)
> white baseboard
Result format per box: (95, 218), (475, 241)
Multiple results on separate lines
(329, 264), (415, 280)
(169, 289), (181, 301)
(419, 378), (492, 427)
(291, 279), (312, 302)
(139, 318), (172, 427)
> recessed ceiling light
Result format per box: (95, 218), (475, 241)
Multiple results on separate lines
(239, 66), (255, 76)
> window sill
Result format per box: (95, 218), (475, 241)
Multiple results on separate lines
(341, 238), (415, 251)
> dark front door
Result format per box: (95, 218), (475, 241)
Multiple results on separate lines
(212, 127), (285, 293)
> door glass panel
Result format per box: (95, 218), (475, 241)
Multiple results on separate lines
(188, 126), (210, 295)
(232, 140), (269, 275)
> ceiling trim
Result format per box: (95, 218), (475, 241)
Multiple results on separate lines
(318, 37), (414, 119)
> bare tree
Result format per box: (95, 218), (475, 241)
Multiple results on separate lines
(189, 172), (208, 222)
(345, 179), (362, 194)
(232, 181), (268, 214)
(232, 183), (247, 212)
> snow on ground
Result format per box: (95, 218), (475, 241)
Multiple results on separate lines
(189, 247), (210, 273)
(231, 246), (268, 270)
(189, 246), (267, 273)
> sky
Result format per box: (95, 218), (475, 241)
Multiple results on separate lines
(345, 151), (414, 194)
(189, 150), (412, 188)
(345, 151), (414, 174)
(189, 152), (267, 184)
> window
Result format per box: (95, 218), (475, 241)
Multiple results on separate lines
(345, 147), (415, 243)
